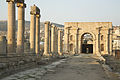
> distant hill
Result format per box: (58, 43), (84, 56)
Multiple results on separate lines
(0, 21), (64, 31)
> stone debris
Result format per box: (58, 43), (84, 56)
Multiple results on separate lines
(1, 59), (66, 80)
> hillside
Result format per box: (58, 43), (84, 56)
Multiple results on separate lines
(0, 21), (64, 31)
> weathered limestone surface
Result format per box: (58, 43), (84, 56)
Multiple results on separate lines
(49, 24), (51, 54)
(7, 0), (16, 53)
(51, 25), (56, 55)
(58, 30), (63, 55)
(16, 1), (26, 54)
(0, 36), (7, 56)
(54, 27), (58, 55)
(30, 5), (36, 54)
(30, 5), (40, 54)
(64, 22), (113, 55)
(35, 14), (40, 54)
(30, 13), (36, 53)
(24, 41), (30, 53)
(44, 21), (50, 56)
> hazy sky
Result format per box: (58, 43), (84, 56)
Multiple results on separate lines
(0, 0), (120, 25)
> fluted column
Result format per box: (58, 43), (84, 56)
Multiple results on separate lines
(44, 21), (50, 56)
(6, 0), (16, 53)
(16, 1), (26, 54)
(35, 14), (40, 54)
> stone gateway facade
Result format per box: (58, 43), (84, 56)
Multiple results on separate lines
(64, 22), (113, 55)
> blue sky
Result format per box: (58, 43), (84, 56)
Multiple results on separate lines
(0, 0), (120, 25)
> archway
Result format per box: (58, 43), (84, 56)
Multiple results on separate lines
(81, 33), (93, 53)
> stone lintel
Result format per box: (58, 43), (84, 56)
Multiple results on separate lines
(6, 0), (17, 3)
(17, 3), (26, 8)
(30, 5), (40, 15)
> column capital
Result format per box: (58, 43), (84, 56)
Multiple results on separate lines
(36, 14), (41, 18)
(17, 3), (26, 8)
(30, 5), (40, 15)
(51, 24), (56, 28)
(45, 21), (50, 24)
(6, 0), (17, 3)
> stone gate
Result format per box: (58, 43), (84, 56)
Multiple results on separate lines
(64, 22), (113, 55)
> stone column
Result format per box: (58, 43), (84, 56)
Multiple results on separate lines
(51, 25), (55, 55)
(64, 28), (70, 53)
(109, 29), (113, 55)
(106, 30), (109, 54)
(78, 39), (81, 54)
(6, 0), (16, 53)
(44, 21), (50, 56)
(30, 11), (36, 53)
(16, 1), (26, 54)
(49, 24), (51, 54)
(55, 27), (58, 54)
(58, 30), (63, 55)
(0, 36), (7, 56)
(74, 29), (78, 54)
(96, 28), (100, 55)
(35, 14), (40, 54)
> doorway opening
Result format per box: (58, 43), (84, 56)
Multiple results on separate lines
(81, 33), (93, 53)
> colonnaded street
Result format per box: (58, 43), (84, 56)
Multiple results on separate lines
(1, 54), (120, 80)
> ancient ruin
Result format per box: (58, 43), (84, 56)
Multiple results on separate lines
(0, 0), (120, 80)
(16, 0), (26, 54)
(6, 0), (16, 54)
(30, 5), (40, 54)
(64, 22), (113, 55)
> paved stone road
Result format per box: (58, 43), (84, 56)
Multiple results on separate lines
(2, 54), (118, 80)
(42, 54), (110, 80)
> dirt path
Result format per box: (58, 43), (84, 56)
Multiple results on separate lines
(42, 54), (110, 80)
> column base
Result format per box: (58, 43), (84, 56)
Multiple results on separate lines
(58, 52), (63, 56)
(43, 52), (51, 56)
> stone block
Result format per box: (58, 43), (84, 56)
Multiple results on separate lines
(0, 36), (7, 56)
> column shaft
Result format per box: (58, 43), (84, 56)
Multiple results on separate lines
(44, 21), (50, 56)
(30, 14), (36, 53)
(51, 26), (55, 54)
(35, 15), (40, 54)
(17, 6), (25, 54)
(74, 30), (78, 54)
(106, 31), (109, 54)
(55, 27), (58, 54)
(49, 25), (51, 53)
(58, 30), (63, 55)
(64, 28), (69, 53)
(7, 1), (16, 53)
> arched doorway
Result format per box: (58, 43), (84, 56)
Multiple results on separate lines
(81, 33), (93, 53)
